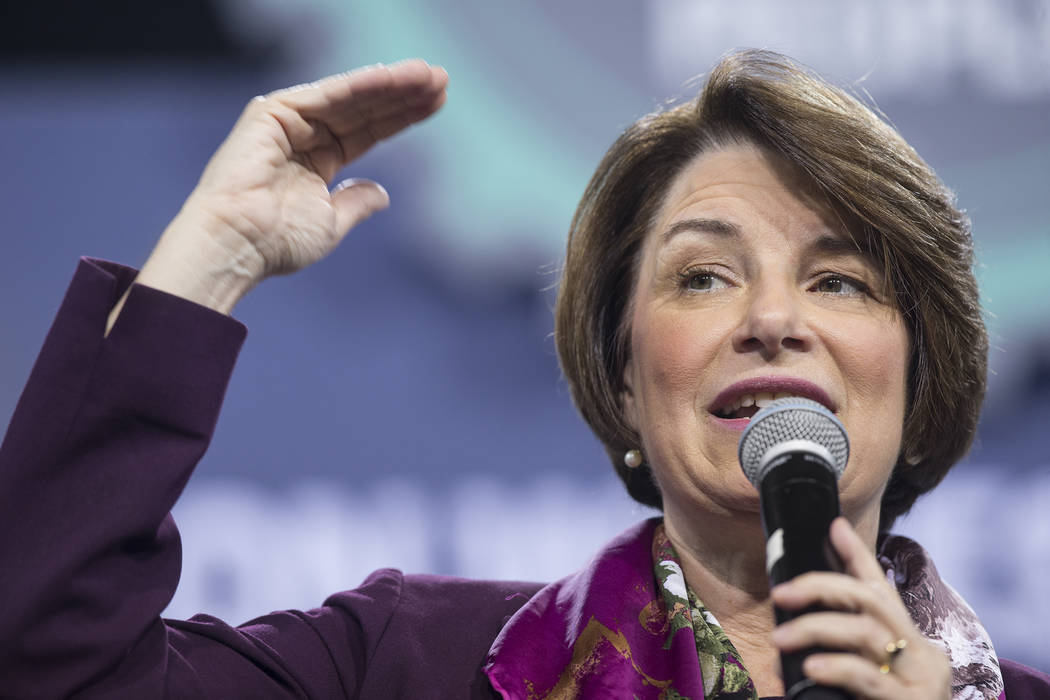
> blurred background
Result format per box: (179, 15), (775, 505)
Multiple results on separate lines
(1, 0), (1048, 671)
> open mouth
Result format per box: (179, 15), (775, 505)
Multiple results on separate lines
(716, 404), (760, 420)
(713, 392), (803, 419)
(709, 392), (831, 419)
(709, 378), (836, 422)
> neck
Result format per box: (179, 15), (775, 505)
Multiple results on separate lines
(661, 502), (781, 693)
(662, 493), (882, 606)
(660, 497), (883, 697)
(663, 497), (886, 696)
(662, 502), (772, 626)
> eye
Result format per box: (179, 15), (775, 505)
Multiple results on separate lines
(812, 275), (867, 296)
(683, 271), (729, 292)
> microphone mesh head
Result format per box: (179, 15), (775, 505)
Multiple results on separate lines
(737, 397), (849, 487)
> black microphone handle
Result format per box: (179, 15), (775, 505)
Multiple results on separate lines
(760, 452), (853, 700)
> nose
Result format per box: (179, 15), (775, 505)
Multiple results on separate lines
(731, 280), (811, 358)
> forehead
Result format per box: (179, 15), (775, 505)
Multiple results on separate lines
(650, 142), (856, 251)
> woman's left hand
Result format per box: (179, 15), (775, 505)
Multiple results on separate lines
(769, 517), (952, 700)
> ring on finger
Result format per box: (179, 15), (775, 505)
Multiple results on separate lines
(878, 638), (908, 674)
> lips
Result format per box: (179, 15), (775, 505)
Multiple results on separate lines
(708, 377), (836, 420)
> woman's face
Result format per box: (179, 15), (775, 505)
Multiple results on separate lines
(621, 143), (909, 533)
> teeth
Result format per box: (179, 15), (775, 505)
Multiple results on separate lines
(718, 391), (808, 417)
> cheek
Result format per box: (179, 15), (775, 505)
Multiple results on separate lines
(832, 315), (910, 482)
(826, 311), (910, 407)
(630, 311), (718, 410)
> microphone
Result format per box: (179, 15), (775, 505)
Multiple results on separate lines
(738, 397), (852, 700)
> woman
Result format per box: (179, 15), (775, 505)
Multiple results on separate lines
(0, 52), (1046, 699)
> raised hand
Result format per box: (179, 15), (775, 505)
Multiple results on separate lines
(109, 60), (447, 328)
(770, 518), (952, 699)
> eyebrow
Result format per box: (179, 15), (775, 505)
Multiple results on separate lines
(662, 218), (864, 257)
(661, 218), (741, 242)
(807, 233), (865, 257)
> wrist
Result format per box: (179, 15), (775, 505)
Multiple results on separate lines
(134, 207), (266, 314)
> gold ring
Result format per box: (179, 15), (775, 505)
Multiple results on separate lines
(879, 638), (908, 673)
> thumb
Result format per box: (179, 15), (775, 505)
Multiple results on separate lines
(330, 178), (391, 235)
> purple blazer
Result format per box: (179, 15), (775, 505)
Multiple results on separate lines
(1, 259), (1047, 699)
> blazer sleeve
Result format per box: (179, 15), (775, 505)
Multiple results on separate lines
(1001, 658), (1050, 700)
(0, 259), (399, 700)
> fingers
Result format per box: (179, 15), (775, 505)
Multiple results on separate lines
(771, 522), (915, 652)
(771, 610), (895, 660)
(267, 60), (448, 165)
(801, 652), (900, 699)
(771, 577), (918, 684)
(275, 59), (445, 116)
(828, 516), (886, 582)
(335, 89), (447, 164)
(771, 571), (912, 637)
(802, 642), (952, 700)
(770, 518), (952, 698)
(772, 519), (914, 634)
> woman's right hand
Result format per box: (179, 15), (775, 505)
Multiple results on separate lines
(108, 59), (448, 328)
(771, 518), (952, 699)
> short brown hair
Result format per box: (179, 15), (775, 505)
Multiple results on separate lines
(554, 49), (987, 531)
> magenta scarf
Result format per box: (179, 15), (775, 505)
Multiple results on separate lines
(484, 519), (1004, 699)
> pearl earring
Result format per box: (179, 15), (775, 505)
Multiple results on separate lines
(624, 449), (643, 468)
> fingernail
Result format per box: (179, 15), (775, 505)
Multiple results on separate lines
(334, 179), (389, 199)
(332, 178), (358, 192)
(804, 656), (825, 673)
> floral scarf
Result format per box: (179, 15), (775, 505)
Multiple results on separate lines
(653, 525), (759, 699)
(652, 523), (1006, 700)
(485, 519), (1005, 700)
(877, 533), (1004, 700)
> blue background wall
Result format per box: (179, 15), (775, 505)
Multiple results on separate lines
(2, 0), (1048, 670)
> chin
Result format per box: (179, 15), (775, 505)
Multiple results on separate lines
(681, 481), (764, 522)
